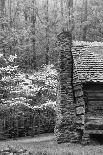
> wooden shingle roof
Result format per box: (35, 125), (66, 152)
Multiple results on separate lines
(72, 41), (103, 82)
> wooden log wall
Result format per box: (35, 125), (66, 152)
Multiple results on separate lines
(83, 83), (103, 131)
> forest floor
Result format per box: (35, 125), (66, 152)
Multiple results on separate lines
(0, 133), (103, 155)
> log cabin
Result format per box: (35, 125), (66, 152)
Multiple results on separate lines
(55, 31), (103, 144)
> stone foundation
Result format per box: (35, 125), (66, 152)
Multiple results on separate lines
(82, 132), (90, 145)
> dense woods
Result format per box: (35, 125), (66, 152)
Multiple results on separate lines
(0, 0), (103, 139)
(1, 0), (103, 69)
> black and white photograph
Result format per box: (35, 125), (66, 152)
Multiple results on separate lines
(0, 0), (103, 154)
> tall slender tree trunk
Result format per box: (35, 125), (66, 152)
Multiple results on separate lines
(67, 0), (73, 31)
(8, 0), (12, 55)
(0, 0), (6, 28)
(30, 0), (37, 69)
(24, 7), (28, 22)
(45, 0), (49, 65)
(61, 0), (63, 19)
(9, 0), (12, 27)
(0, 0), (6, 57)
(54, 0), (58, 36)
(60, 0), (63, 30)
(0, 0), (5, 17)
(82, 0), (88, 41)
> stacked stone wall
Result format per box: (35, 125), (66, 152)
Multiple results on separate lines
(73, 64), (85, 130)
(55, 31), (79, 143)
(73, 64), (90, 144)
(55, 31), (91, 144)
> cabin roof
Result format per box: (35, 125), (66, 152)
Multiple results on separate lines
(72, 41), (103, 82)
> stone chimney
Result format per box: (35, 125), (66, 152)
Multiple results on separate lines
(55, 31), (80, 143)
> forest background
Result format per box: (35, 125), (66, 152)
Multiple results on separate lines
(1, 0), (103, 69)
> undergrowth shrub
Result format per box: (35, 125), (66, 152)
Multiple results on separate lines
(0, 62), (57, 139)
(32, 105), (56, 135)
(0, 101), (56, 139)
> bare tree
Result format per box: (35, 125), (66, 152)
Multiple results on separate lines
(45, 0), (49, 65)
(82, 0), (88, 41)
(53, 0), (58, 36)
(66, 0), (74, 31)
(30, 0), (37, 69)
(0, 0), (6, 57)
(0, 0), (5, 17)
(60, 0), (63, 30)
(0, 0), (6, 29)
(8, 0), (12, 27)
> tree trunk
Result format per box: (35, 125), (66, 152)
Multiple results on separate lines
(82, 0), (88, 41)
(0, 0), (6, 29)
(9, 0), (12, 27)
(45, 0), (49, 65)
(24, 7), (28, 22)
(67, 0), (74, 31)
(0, 0), (6, 57)
(60, 0), (64, 30)
(30, 0), (37, 69)
(0, 0), (5, 17)
(53, 0), (58, 36)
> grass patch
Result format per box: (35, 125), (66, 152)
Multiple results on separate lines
(0, 134), (103, 155)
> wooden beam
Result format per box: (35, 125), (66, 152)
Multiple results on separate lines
(84, 130), (103, 134)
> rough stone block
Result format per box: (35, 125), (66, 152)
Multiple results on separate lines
(76, 115), (85, 125)
(76, 106), (85, 115)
